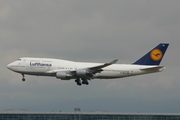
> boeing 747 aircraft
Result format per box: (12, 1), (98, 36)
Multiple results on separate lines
(7, 43), (169, 86)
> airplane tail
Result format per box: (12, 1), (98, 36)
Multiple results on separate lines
(133, 43), (169, 65)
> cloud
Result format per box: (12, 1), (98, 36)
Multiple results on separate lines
(0, 0), (179, 112)
(0, 5), (10, 21)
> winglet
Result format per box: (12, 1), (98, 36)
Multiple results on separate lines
(109, 59), (118, 64)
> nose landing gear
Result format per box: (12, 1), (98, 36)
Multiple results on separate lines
(22, 74), (25, 81)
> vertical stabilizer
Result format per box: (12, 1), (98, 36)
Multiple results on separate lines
(133, 43), (169, 65)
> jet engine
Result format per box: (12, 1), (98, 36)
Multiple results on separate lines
(76, 69), (92, 78)
(56, 72), (72, 80)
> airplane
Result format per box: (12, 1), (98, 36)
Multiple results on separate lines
(7, 43), (169, 86)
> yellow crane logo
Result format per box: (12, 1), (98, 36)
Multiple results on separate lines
(150, 49), (163, 61)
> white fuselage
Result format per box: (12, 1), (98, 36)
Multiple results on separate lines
(7, 57), (164, 80)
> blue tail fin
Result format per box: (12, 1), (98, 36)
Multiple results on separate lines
(133, 43), (169, 65)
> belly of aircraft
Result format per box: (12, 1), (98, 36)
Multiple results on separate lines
(94, 70), (130, 79)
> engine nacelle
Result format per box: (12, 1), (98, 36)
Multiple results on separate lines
(56, 72), (71, 80)
(76, 69), (89, 77)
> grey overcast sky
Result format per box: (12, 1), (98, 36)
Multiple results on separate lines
(0, 0), (179, 112)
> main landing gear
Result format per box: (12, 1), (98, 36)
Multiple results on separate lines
(22, 74), (25, 81)
(75, 78), (81, 86)
(82, 78), (89, 85)
(75, 78), (89, 86)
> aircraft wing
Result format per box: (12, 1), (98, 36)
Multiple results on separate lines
(71, 59), (119, 79)
(88, 59), (118, 71)
(69, 59), (118, 74)
(46, 59), (118, 78)
(46, 59), (118, 76)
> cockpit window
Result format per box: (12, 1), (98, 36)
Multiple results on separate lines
(17, 59), (21, 61)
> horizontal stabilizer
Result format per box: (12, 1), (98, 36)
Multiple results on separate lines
(140, 66), (165, 72)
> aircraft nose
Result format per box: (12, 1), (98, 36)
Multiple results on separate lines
(7, 61), (18, 71)
(7, 63), (12, 70)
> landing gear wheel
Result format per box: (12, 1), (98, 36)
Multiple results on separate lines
(75, 78), (81, 86)
(82, 79), (89, 85)
(77, 83), (81, 86)
(22, 78), (25, 81)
